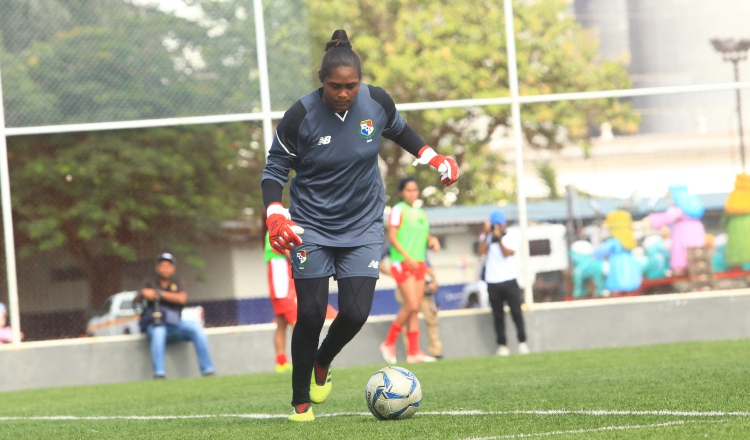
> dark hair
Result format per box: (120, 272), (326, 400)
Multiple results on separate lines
(318, 29), (362, 83)
(398, 176), (419, 192)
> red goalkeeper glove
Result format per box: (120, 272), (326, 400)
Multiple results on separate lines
(413, 146), (459, 186)
(266, 203), (304, 253)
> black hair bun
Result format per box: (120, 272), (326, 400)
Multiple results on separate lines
(325, 29), (352, 51)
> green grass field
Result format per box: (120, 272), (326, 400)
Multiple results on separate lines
(2, 339), (749, 439)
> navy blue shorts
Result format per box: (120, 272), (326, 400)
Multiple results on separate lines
(290, 242), (381, 280)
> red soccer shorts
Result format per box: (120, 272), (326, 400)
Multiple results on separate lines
(390, 261), (427, 286)
(272, 296), (297, 324)
(268, 259), (298, 324)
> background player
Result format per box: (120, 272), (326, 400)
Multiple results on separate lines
(380, 177), (440, 364)
(379, 236), (443, 361)
(264, 231), (297, 373)
(261, 29), (459, 421)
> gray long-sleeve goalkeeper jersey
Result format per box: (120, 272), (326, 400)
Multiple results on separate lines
(261, 84), (425, 247)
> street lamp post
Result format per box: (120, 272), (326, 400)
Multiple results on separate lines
(711, 38), (750, 172)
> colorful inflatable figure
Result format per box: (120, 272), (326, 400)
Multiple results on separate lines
(641, 235), (670, 279)
(722, 173), (750, 267)
(594, 210), (643, 293)
(710, 233), (730, 273)
(569, 240), (606, 298)
(647, 184), (706, 273)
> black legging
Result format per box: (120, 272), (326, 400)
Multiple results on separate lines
(487, 279), (526, 346)
(291, 276), (376, 405)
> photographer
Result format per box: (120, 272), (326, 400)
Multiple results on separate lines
(136, 253), (215, 379)
(477, 210), (529, 356)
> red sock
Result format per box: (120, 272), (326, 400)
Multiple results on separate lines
(276, 353), (287, 365)
(314, 361), (329, 384)
(407, 331), (420, 356)
(385, 322), (403, 345)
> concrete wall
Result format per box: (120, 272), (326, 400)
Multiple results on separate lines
(1, 290), (749, 393)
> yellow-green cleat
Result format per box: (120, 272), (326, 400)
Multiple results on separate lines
(275, 362), (292, 373)
(288, 402), (314, 422)
(309, 363), (332, 404)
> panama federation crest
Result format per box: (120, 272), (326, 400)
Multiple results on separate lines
(359, 119), (375, 139)
(296, 250), (308, 266)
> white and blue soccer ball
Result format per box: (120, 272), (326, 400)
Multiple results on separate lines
(365, 366), (422, 420)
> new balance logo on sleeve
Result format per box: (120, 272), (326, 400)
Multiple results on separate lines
(318, 136), (331, 145)
(368, 260), (379, 269)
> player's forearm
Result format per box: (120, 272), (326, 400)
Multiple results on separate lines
(477, 236), (488, 256)
(160, 291), (187, 305)
(262, 179), (284, 208)
(391, 124), (427, 157)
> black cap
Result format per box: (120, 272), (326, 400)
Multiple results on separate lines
(157, 252), (175, 264)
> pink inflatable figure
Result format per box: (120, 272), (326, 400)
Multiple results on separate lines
(647, 184), (706, 272)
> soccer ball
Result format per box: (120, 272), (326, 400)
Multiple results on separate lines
(365, 366), (422, 420)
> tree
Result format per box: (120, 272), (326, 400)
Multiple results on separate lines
(308, 0), (639, 206)
(7, 123), (265, 307)
(0, 0), (309, 307)
(0, 44), (57, 128)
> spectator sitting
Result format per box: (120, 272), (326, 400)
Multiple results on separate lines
(135, 253), (215, 379)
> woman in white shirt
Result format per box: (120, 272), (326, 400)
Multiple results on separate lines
(477, 210), (529, 356)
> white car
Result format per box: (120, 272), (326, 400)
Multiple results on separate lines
(86, 291), (205, 337)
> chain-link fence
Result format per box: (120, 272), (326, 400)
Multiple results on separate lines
(2, 0), (750, 342)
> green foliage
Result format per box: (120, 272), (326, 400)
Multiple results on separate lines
(1, 340), (749, 438)
(2, 0), (313, 127)
(0, 46), (56, 128)
(308, 0), (639, 206)
(8, 123), (264, 305)
(0, 0), (310, 304)
(536, 161), (560, 200)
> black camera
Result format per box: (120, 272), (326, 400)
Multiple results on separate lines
(152, 299), (163, 326)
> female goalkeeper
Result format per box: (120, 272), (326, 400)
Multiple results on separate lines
(261, 29), (459, 422)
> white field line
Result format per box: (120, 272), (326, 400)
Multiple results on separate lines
(0, 409), (748, 421)
(465, 420), (687, 439)
(464, 419), (733, 440)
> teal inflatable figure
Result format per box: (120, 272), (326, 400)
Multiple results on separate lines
(569, 240), (606, 298)
(711, 234), (730, 273)
(594, 210), (643, 293)
(642, 235), (670, 279)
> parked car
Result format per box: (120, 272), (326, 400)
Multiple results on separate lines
(86, 291), (205, 337)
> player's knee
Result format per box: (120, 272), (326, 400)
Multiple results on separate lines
(338, 309), (368, 329)
(298, 308), (326, 330)
(405, 298), (422, 314)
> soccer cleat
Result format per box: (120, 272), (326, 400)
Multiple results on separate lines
(288, 402), (314, 422)
(276, 362), (292, 373)
(406, 351), (437, 364)
(309, 363), (332, 404)
(496, 345), (510, 356)
(518, 342), (530, 355)
(380, 342), (397, 364)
